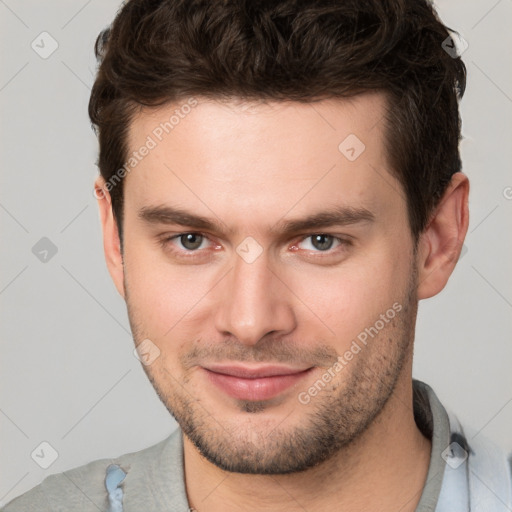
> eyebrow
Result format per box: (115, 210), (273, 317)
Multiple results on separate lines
(137, 204), (375, 236)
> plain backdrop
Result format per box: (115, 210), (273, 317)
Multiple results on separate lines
(1, 0), (511, 505)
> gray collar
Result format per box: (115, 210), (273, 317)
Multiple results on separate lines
(117, 430), (189, 512)
(412, 379), (451, 512)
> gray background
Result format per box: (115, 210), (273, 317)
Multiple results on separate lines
(1, 0), (511, 505)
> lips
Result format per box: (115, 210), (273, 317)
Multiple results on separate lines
(202, 364), (313, 401)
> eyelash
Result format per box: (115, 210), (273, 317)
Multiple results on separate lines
(158, 232), (352, 259)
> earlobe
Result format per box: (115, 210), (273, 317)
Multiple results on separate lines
(94, 178), (126, 299)
(417, 172), (470, 300)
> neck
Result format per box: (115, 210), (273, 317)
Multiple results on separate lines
(183, 372), (431, 512)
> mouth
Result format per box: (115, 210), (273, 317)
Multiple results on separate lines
(201, 364), (314, 402)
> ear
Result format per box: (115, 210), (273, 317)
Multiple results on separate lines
(417, 172), (469, 300)
(94, 177), (125, 298)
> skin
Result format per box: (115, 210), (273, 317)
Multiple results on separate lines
(95, 92), (469, 512)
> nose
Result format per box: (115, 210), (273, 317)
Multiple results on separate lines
(213, 247), (297, 346)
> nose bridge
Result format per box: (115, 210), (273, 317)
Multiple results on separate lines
(213, 247), (296, 345)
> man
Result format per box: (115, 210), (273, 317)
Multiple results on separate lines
(3, 0), (511, 511)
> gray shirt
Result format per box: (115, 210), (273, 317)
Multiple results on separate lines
(0, 380), (493, 511)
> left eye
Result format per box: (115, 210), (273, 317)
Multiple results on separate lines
(172, 233), (210, 251)
(297, 234), (344, 252)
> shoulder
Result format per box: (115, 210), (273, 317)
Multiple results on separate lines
(413, 380), (512, 510)
(1, 457), (113, 512)
(465, 427), (512, 510)
(1, 432), (179, 512)
(442, 406), (512, 510)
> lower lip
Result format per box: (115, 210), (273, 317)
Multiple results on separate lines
(203, 368), (313, 401)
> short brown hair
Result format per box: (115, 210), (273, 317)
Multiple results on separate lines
(88, 0), (466, 243)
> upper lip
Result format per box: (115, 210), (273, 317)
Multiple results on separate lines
(203, 364), (312, 379)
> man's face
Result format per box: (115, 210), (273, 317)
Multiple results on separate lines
(120, 93), (418, 474)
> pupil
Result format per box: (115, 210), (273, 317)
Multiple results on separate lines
(182, 233), (202, 250)
(313, 234), (332, 251)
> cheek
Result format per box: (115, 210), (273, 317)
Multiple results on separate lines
(124, 243), (212, 338)
(284, 245), (411, 345)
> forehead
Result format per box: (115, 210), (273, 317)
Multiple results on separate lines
(123, 93), (405, 233)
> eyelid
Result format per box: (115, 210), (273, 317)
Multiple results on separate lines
(292, 234), (353, 252)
